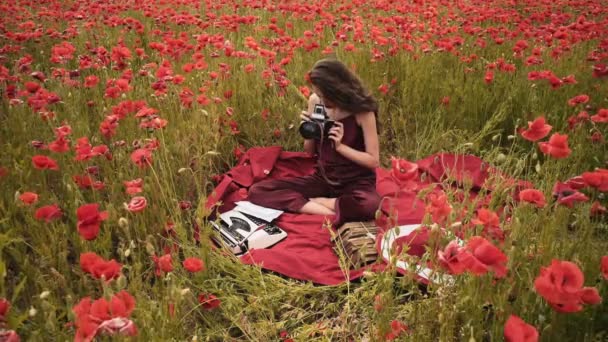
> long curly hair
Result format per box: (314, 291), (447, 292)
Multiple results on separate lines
(308, 58), (379, 125)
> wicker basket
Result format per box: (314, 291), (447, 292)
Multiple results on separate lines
(331, 221), (379, 270)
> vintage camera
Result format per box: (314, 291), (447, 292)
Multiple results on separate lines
(299, 104), (335, 140)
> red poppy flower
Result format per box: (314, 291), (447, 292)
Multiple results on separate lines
(581, 169), (608, 192)
(179, 200), (192, 210)
(563, 176), (586, 190)
(518, 189), (546, 208)
(552, 181), (589, 208)
(0, 167), (8, 179)
(25, 81), (40, 93)
(567, 94), (589, 107)
(425, 192), (452, 225)
(437, 240), (470, 275)
(484, 70), (494, 84)
(76, 203), (109, 240)
(79, 252), (103, 274)
(378, 83), (389, 95)
(504, 315), (538, 342)
(152, 253), (173, 276)
(590, 201), (607, 217)
(592, 64), (608, 78)
(390, 157), (418, 187)
(73, 174), (105, 190)
(471, 208), (499, 228)
(244, 63), (255, 73)
(601, 256), (608, 280)
(233, 145), (245, 161)
(299, 86), (310, 98)
(72, 291), (137, 341)
(465, 236), (508, 278)
(126, 196), (147, 212)
(538, 133), (571, 159)
(0, 329), (19, 341)
(198, 293), (221, 310)
(34, 204), (62, 222)
(48, 136), (70, 153)
(84, 75), (99, 88)
(562, 75), (577, 84)
(130, 148), (153, 168)
(534, 259), (601, 313)
(519, 117), (552, 142)
(30, 71), (46, 82)
(591, 108), (608, 123)
(80, 252), (122, 282)
(0, 298), (10, 322)
(183, 257), (205, 273)
(590, 131), (604, 143)
(19, 192), (38, 205)
(32, 155), (59, 170)
(385, 320), (408, 340)
(123, 178), (143, 195)
(30, 140), (47, 150)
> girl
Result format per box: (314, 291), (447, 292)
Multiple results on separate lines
(248, 58), (381, 227)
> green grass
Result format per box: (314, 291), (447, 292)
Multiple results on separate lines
(0, 0), (607, 341)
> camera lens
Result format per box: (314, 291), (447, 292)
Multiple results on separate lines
(299, 121), (320, 140)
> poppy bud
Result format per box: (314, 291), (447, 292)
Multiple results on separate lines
(145, 241), (155, 255)
(495, 153), (506, 163)
(118, 217), (129, 228)
(362, 270), (374, 278)
(116, 274), (127, 289)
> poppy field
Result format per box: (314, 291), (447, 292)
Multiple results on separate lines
(1, 0), (608, 340)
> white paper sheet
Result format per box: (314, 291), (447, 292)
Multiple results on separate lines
(233, 201), (284, 222)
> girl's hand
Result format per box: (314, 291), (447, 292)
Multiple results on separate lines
(328, 121), (344, 148)
(300, 110), (311, 123)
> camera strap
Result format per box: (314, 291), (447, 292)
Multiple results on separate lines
(316, 121), (341, 187)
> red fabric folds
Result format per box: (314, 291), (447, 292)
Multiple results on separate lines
(205, 146), (530, 285)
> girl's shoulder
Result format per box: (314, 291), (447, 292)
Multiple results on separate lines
(354, 111), (376, 126)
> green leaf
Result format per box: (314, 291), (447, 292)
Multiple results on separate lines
(10, 276), (27, 304)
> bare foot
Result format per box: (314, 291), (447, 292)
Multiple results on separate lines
(299, 200), (336, 215)
(310, 197), (337, 211)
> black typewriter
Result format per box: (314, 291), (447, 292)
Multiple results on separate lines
(210, 209), (287, 255)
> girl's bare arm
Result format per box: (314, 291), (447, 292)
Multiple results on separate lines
(334, 111), (380, 170)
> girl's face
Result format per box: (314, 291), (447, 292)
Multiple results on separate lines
(312, 85), (336, 109)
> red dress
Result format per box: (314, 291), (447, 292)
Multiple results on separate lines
(248, 115), (381, 227)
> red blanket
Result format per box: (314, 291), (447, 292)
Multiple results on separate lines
(205, 146), (530, 285)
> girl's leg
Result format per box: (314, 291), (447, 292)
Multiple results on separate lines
(333, 178), (382, 227)
(247, 174), (332, 214)
(299, 200), (335, 215)
(310, 197), (337, 211)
